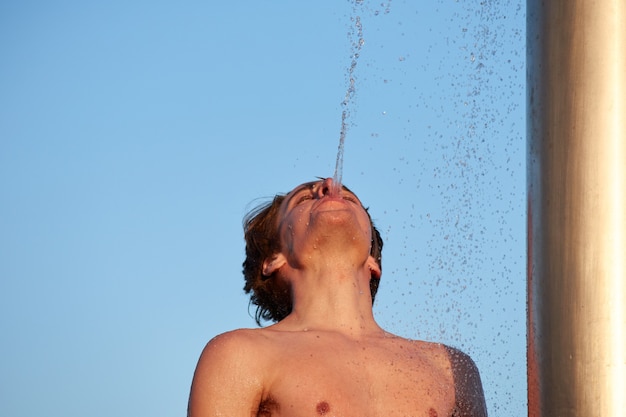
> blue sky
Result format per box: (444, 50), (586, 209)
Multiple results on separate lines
(1, 1), (526, 415)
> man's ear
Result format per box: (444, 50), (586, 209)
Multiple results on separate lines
(366, 256), (381, 278)
(262, 253), (287, 276)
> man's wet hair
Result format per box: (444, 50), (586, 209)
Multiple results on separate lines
(242, 185), (383, 325)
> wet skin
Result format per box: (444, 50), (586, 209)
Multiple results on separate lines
(188, 179), (487, 417)
(189, 326), (485, 417)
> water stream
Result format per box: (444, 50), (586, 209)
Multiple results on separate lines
(332, 2), (365, 194)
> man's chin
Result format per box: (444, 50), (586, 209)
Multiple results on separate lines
(308, 201), (369, 240)
(309, 214), (369, 242)
(310, 207), (355, 225)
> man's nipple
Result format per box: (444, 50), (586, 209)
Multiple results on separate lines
(316, 401), (330, 415)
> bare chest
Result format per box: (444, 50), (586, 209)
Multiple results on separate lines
(260, 341), (455, 417)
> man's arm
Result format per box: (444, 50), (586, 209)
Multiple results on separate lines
(445, 346), (488, 417)
(188, 331), (265, 417)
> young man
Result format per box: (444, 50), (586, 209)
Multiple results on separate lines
(188, 178), (487, 417)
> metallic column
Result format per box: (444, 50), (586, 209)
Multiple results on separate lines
(527, 1), (626, 416)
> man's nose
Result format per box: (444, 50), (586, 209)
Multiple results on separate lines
(316, 178), (334, 198)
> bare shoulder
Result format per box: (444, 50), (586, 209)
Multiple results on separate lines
(442, 345), (480, 379)
(387, 334), (452, 369)
(188, 328), (274, 417)
(442, 345), (488, 417)
(385, 337), (487, 416)
(199, 328), (272, 360)
(192, 328), (276, 384)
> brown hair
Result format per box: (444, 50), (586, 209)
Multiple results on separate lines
(242, 188), (383, 325)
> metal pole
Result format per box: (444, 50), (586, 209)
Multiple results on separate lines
(527, 1), (626, 416)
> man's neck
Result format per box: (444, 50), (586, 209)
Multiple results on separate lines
(274, 265), (383, 337)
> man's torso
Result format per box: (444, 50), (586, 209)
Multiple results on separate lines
(248, 328), (456, 417)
